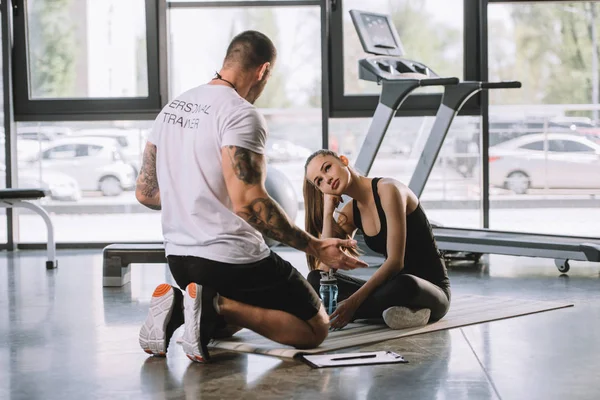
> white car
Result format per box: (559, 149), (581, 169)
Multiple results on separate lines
(488, 133), (600, 194)
(19, 137), (136, 196)
(71, 128), (147, 176)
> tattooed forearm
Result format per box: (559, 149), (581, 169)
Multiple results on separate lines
(237, 197), (311, 250)
(136, 189), (161, 210)
(137, 171), (160, 197)
(223, 146), (308, 247)
(135, 143), (161, 210)
(138, 146), (159, 196)
(227, 146), (262, 185)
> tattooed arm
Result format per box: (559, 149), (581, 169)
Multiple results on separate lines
(222, 145), (310, 250)
(221, 146), (368, 271)
(135, 142), (161, 211)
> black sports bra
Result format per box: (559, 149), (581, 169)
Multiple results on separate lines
(352, 178), (440, 261)
(352, 177), (450, 290)
(352, 178), (388, 256)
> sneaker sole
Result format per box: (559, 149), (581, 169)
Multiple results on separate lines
(181, 283), (210, 363)
(139, 283), (175, 356)
(382, 307), (431, 330)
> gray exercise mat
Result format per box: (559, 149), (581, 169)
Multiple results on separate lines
(208, 294), (573, 359)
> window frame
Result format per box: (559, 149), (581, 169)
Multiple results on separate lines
(12, 0), (163, 121)
(327, 0), (483, 118)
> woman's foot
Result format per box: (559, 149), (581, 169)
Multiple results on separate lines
(382, 307), (430, 330)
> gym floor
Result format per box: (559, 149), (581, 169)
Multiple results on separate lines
(1, 248), (599, 400)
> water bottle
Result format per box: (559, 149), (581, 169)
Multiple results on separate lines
(319, 271), (339, 315)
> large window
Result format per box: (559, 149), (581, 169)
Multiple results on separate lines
(168, 6), (321, 109)
(25, 0), (148, 99)
(14, 120), (159, 243)
(488, 1), (600, 237)
(13, 0), (161, 120)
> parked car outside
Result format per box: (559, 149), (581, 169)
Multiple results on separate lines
(71, 128), (146, 176)
(19, 137), (136, 196)
(488, 133), (600, 194)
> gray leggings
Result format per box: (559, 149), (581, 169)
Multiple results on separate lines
(307, 270), (451, 322)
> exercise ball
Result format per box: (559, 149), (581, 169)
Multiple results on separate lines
(264, 165), (298, 248)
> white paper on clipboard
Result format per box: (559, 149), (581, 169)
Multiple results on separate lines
(301, 350), (408, 368)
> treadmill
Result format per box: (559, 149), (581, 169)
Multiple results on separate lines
(348, 9), (600, 273)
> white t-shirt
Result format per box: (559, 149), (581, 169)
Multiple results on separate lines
(147, 84), (271, 264)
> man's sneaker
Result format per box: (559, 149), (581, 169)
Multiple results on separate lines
(382, 307), (431, 330)
(139, 283), (184, 356)
(181, 283), (219, 363)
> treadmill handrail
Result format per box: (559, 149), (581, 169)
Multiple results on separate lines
(480, 81), (522, 89)
(433, 227), (600, 262)
(419, 77), (459, 87)
(433, 226), (600, 241)
(581, 243), (600, 260)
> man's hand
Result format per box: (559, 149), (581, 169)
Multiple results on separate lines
(323, 194), (343, 216)
(310, 238), (368, 271)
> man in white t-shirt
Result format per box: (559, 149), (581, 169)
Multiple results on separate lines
(136, 30), (368, 363)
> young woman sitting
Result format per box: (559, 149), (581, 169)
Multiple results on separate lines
(303, 150), (451, 330)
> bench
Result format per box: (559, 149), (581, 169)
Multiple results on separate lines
(0, 188), (57, 269)
(103, 243), (166, 286)
(102, 235), (381, 287)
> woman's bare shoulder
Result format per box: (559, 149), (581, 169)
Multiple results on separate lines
(377, 178), (418, 210)
(377, 177), (406, 194)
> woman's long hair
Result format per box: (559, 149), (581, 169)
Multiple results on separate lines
(303, 150), (360, 271)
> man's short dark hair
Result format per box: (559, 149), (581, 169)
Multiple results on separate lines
(224, 30), (277, 71)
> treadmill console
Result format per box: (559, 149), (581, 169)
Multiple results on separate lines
(358, 57), (439, 83)
(350, 9), (440, 83)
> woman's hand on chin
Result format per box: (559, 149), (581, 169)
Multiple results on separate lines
(323, 194), (343, 216)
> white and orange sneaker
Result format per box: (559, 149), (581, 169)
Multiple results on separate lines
(181, 283), (219, 363)
(139, 283), (184, 356)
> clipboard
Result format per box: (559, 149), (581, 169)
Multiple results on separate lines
(300, 351), (408, 369)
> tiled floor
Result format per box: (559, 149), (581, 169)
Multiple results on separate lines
(1, 248), (599, 400)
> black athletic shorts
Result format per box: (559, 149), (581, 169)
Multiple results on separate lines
(167, 251), (321, 321)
